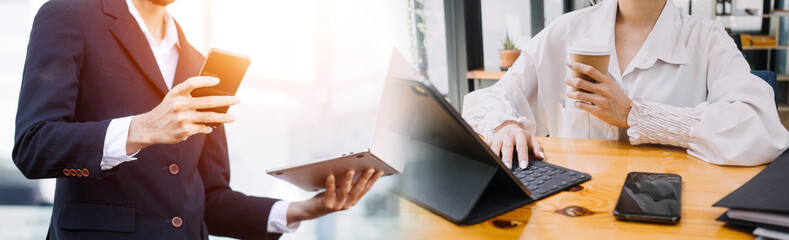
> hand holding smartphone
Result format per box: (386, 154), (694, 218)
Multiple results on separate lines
(192, 48), (250, 127)
(613, 172), (682, 224)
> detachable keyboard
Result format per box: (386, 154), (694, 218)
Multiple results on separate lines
(512, 159), (591, 200)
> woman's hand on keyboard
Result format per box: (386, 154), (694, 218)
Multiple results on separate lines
(488, 121), (545, 169)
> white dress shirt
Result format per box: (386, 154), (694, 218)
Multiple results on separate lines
(100, 0), (300, 233)
(462, 0), (789, 166)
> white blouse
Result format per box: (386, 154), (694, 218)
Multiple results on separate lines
(462, 0), (789, 166)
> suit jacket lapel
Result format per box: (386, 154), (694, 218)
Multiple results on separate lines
(104, 0), (169, 96)
(172, 20), (204, 88)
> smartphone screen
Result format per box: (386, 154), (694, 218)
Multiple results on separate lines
(613, 172), (682, 224)
(191, 48), (250, 114)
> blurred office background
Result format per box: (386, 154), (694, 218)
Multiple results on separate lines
(0, 0), (785, 239)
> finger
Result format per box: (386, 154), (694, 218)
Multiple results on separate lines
(325, 174), (336, 209)
(190, 96), (240, 110)
(171, 76), (219, 96)
(514, 133), (529, 169)
(348, 169), (375, 206)
(532, 137), (545, 161)
(349, 169), (374, 200)
(567, 62), (609, 83)
(566, 91), (605, 106)
(565, 77), (599, 93)
(574, 100), (600, 116)
(501, 139), (514, 169)
(490, 137), (503, 157)
(336, 170), (355, 209)
(185, 123), (213, 136)
(363, 170), (384, 194)
(351, 170), (383, 206)
(191, 112), (236, 124)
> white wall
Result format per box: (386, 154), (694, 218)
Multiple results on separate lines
(480, 0), (531, 71)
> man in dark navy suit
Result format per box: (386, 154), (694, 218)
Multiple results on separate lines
(13, 0), (383, 239)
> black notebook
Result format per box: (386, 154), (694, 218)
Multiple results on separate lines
(716, 211), (789, 232)
(713, 150), (789, 212)
(713, 149), (789, 229)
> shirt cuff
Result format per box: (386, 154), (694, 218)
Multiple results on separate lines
(474, 112), (533, 141)
(100, 116), (139, 170)
(626, 99), (701, 148)
(267, 200), (301, 233)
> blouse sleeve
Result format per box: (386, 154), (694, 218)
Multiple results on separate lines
(627, 23), (789, 166)
(461, 52), (539, 140)
(460, 14), (574, 139)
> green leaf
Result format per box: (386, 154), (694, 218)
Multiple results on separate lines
(502, 30), (518, 50)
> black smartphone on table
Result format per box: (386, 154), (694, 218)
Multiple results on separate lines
(191, 48), (250, 127)
(613, 172), (682, 224)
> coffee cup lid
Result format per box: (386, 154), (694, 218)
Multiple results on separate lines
(570, 40), (611, 56)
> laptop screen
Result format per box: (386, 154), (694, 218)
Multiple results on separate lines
(371, 50), (505, 222)
(379, 75), (501, 221)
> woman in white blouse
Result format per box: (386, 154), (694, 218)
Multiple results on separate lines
(462, 0), (789, 168)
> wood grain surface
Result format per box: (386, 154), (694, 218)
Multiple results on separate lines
(398, 137), (764, 239)
(467, 70), (506, 80)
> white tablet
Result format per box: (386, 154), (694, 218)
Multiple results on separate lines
(266, 149), (399, 191)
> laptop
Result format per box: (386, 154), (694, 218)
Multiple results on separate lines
(380, 50), (591, 225)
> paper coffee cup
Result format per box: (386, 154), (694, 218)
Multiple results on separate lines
(569, 40), (611, 92)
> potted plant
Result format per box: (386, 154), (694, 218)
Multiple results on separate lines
(499, 31), (521, 71)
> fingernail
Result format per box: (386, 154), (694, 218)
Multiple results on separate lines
(539, 151), (545, 160)
(504, 162), (512, 169)
(567, 62), (575, 68)
(211, 77), (220, 83)
(520, 160), (527, 168)
(232, 96), (241, 104)
(228, 115), (235, 121)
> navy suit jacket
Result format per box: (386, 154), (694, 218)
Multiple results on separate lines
(13, 0), (279, 239)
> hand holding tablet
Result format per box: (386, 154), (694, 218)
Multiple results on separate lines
(286, 168), (384, 222)
(267, 150), (399, 191)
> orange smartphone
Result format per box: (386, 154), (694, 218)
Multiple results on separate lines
(192, 48), (251, 114)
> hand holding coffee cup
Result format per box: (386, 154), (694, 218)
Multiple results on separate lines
(565, 41), (632, 128)
(569, 41), (610, 92)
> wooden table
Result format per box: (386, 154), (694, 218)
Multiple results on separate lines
(399, 137), (764, 239)
(467, 69), (505, 91)
(467, 69), (507, 80)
